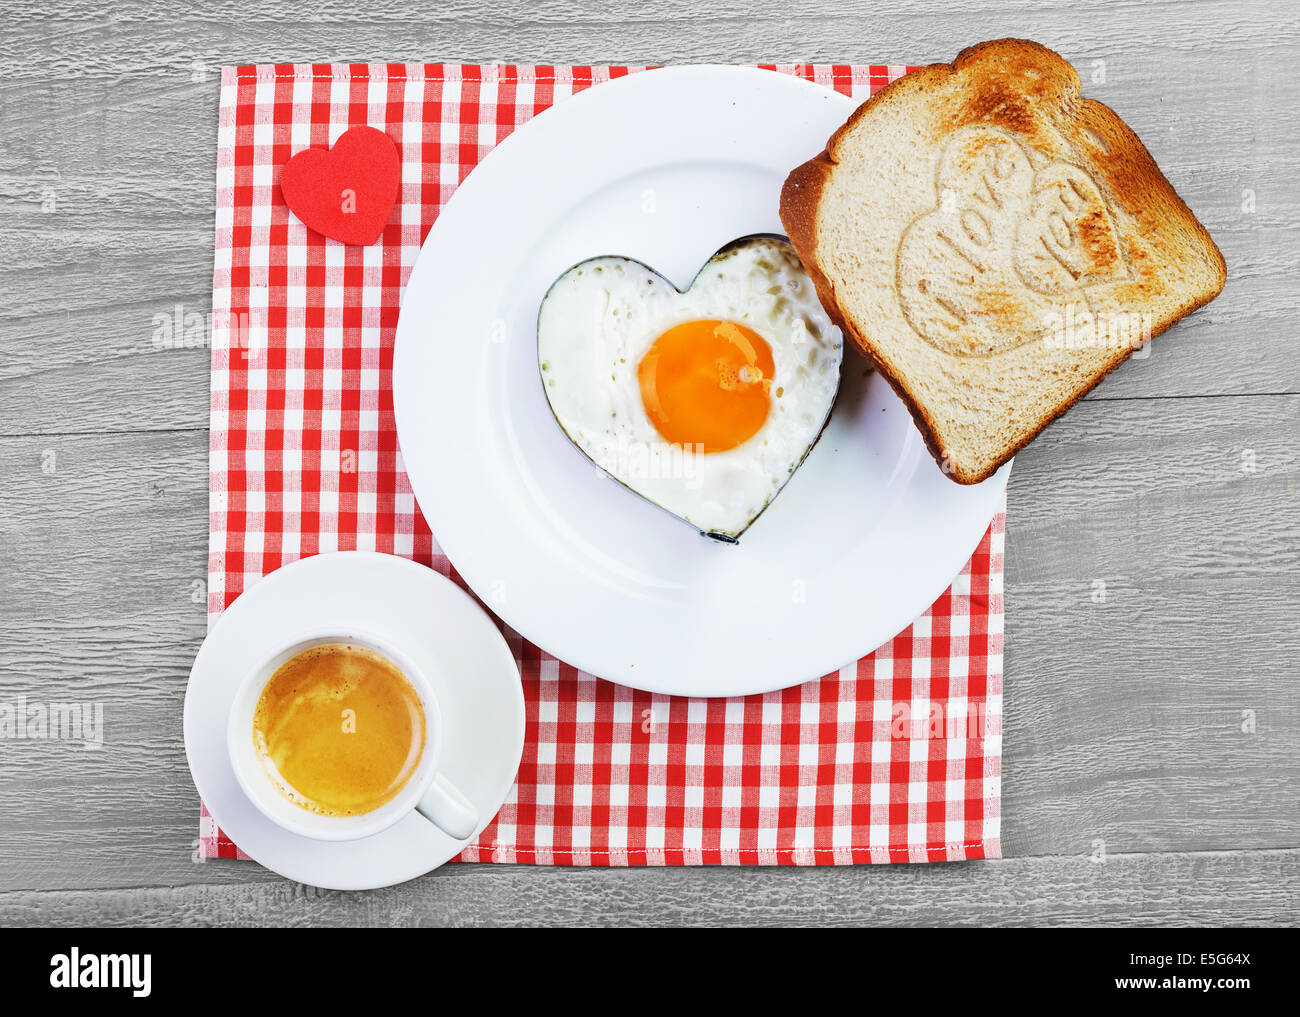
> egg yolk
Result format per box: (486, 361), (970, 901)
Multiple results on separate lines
(637, 319), (774, 453)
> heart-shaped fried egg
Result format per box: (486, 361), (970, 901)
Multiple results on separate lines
(538, 237), (843, 541)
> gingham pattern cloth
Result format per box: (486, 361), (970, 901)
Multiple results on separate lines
(202, 63), (1005, 865)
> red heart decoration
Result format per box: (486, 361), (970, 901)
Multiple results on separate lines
(280, 125), (400, 246)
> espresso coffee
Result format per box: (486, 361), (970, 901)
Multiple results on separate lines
(252, 643), (426, 817)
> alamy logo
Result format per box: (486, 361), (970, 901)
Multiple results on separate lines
(49, 948), (151, 997)
(0, 697), (103, 750)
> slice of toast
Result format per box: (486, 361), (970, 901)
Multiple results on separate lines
(780, 38), (1226, 484)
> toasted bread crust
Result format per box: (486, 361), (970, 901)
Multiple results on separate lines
(780, 39), (1228, 484)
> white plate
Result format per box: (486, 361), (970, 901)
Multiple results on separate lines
(393, 66), (1010, 698)
(183, 552), (524, 890)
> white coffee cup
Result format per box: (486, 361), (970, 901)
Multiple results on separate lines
(227, 629), (479, 841)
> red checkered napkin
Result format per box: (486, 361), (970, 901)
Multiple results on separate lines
(202, 63), (1005, 865)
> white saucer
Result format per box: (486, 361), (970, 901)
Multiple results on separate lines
(183, 551), (525, 890)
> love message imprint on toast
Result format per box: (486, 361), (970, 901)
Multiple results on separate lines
(897, 124), (1130, 358)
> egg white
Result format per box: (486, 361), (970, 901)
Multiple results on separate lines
(538, 238), (843, 540)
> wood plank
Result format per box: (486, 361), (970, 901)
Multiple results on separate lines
(0, 849), (1294, 926)
(1003, 394), (1300, 856)
(0, 2), (1297, 84)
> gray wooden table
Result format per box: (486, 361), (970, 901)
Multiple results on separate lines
(1, 0), (1296, 927)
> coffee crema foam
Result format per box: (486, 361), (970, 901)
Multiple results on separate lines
(252, 643), (425, 817)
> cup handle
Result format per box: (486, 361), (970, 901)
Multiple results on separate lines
(415, 773), (479, 840)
